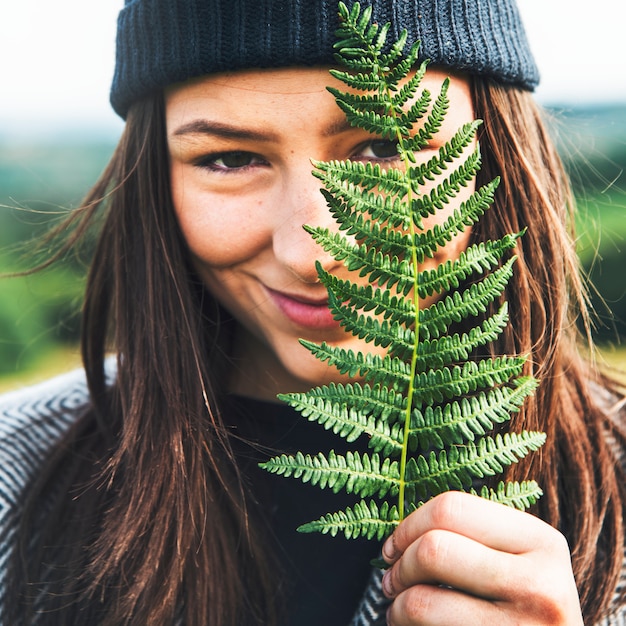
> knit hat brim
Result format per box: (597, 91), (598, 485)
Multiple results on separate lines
(110, 0), (539, 119)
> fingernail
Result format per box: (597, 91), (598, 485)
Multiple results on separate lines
(382, 570), (395, 598)
(382, 535), (397, 562)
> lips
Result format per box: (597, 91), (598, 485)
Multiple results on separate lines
(265, 287), (340, 330)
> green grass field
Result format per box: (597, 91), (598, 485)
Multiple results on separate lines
(0, 344), (82, 394)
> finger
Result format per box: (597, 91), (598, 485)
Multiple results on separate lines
(387, 584), (510, 626)
(382, 528), (520, 601)
(387, 581), (579, 626)
(382, 491), (556, 564)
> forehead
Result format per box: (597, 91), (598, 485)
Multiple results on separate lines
(164, 66), (473, 136)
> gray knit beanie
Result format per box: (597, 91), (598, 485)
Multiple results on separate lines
(110, 0), (539, 119)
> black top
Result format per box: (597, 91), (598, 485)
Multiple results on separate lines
(224, 394), (377, 626)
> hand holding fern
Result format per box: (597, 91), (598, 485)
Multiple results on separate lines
(381, 492), (583, 626)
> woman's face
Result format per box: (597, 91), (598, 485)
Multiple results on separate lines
(166, 67), (475, 399)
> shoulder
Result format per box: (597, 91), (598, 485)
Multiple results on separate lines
(0, 361), (116, 618)
(588, 377), (626, 623)
(0, 367), (91, 458)
(0, 369), (90, 515)
(0, 367), (92, 611)
(0, 359), (116, 520)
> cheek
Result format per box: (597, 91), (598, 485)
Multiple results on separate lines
(171, 166), (270, 268)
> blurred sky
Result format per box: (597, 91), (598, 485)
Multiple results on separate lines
(1, 0), (625, 138)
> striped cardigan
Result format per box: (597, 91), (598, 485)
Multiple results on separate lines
(0, 367), (624, 625)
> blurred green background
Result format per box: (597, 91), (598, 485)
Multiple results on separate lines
(0, 104), (625, 391)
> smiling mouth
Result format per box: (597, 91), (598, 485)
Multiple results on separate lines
(265, 287), (340, 330)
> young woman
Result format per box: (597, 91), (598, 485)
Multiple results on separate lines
(1, 0), (625, 624)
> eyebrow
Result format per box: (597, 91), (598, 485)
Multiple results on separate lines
(172, 119), (279, 142)
(322, 117), (354, 137)
(171, 116), (356, 142)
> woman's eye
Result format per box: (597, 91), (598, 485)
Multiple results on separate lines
(196, 151), (264, 171)
(356, 139), (400, 160)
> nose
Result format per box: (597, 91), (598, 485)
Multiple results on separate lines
(272, 164), (344, 284)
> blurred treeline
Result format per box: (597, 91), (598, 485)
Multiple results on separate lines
(0, 104), (625, 379)
(553, 105), (626, 345)
(0, 135), (115, 376)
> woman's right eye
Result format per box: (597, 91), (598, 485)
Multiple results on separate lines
(353, 139), (400, 161)
(195, 151), (265, 171)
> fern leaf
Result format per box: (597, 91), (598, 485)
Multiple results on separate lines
(298, 499), (399, 540)
(314, 159), (410, 199)
(319, 190), (413, 254)
(261, 1), (545, 546)
(473, 480), (544, 510)
(412, 356), (527, 407)
(408, 120), (482, 185)
(412, 181), (502, 262)
(300, 341), (411, 389)
(318, 270), (416, 325)
(327, 297), (415, 358)
(406, 431), (546, 500)
(284, 383), (405, 454)
(279, 384), (405, 455)
(402, 80), (450, 151)
(410, 148), (482, 220)
(409, 376), (539, 450)
(306, 227), (416, 295)
(418, 258), (518, 340)
(260, 450), (400, 499)
(415, 303), (510, 369)
(418, 243), (518, 299)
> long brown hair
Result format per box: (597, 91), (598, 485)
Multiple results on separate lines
(7, 79), (626, 625)
(8, 96), (279, 626)
(473, 79), (626, 623)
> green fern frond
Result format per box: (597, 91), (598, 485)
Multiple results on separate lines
(473, 480), (544, 509)
(260, 450), (400, 499)
(405, 431), (546, 500)
(313, 159), (410, 199)
(297, 499), (399, 541)
(278, 383), (405, 455)
(418, 260), (517, 339)
(412, 183), (502, 261)
(316, 271), (416, 323)
(261, 1), (544, 547)
(409, 377), (540, 450)
(301, 341), (411, 389)
(417, 241), (518, 298)
(414, 303), (510, 368)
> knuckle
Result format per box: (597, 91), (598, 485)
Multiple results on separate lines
(389, 530), (447, 594)
(548, 527), (571, 556)
(505, 569), (575, 624)
(428, 490), (464, 529)
(414, 529), (448, 572)
(521, 593), (569, 624)
(395, 588), (433, 623)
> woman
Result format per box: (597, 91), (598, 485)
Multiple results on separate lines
(1, 0), (624, 624)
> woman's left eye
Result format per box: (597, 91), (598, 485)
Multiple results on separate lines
(354, 139), (400, 160)
(195, 151), (266, 171)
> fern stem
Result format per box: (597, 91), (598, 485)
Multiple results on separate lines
(383, 77), (421, 522)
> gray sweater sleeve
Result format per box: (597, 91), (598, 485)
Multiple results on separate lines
(0, 368), (92, 624)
